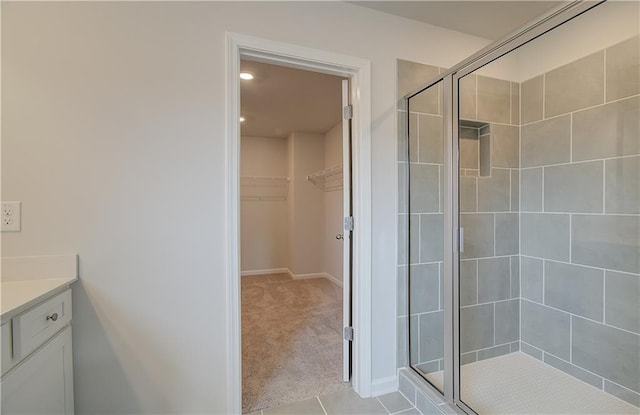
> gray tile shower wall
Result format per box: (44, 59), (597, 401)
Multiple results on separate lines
(519, 35), (640, 406)
(397, 35), (639, 409)
(399, 61), (523, 376)
(457, 72), (521, 367)
(397, 60), (445, 374)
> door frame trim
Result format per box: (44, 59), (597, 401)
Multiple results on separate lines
(225, 32), (372, 414)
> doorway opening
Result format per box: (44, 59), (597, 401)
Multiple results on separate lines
(226, 33), (373, 414)
(239, 59), (350, 413)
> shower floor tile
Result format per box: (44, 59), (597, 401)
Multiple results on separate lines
(422, 352), (638, 414)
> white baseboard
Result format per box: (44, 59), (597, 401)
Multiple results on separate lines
(240, 268), (289, 277)
(323, 272), (343, 287)
(242, 269), (343, 287)
(291, 272), (326, 280)
(371, 375), (398, 397)
(290, 271), (343, 287)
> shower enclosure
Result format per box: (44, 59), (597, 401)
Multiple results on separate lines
(400, 1), (639, 413)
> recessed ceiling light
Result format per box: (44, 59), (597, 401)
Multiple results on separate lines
(239, 116), (246, 122)
(239, 72), (254, 80)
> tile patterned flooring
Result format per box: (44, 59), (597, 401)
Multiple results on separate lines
(250, 389), (418, 415)
(422, 352), (639, 414)
(251, 352), (640, 414)
(250, 353), (640, 415)
(458, 353), (639, 414)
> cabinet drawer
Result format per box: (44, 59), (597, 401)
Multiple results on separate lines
(12, 290), (71, 360)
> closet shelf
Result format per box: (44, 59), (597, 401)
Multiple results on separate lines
(241, 195), (287, 202)
(240, 176), (289, 201)
(306, 164), (343, 192)
(241, 175), (290, 182)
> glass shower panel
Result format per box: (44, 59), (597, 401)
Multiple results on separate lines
(457, 2), (640, 413)
(457, 68), (521, 412)
(407, 79), (446, 394)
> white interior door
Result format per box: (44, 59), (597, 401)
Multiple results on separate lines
(342, 79), (353, 383)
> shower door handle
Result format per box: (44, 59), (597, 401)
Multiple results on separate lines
(459, 227), (464, 253)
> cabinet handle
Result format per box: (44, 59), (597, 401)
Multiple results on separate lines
(46, 313), (59, 322)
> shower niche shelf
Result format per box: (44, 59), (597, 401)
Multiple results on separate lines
(459, 119), (490, 177)
(240, 176), (289, 201)
(306, 164), (343, 192)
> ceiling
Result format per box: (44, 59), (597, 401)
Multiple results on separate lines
(349, 1), (565, 40)
(240, 60), (345, 138)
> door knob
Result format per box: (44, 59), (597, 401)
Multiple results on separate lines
(336, 234), (344, 240)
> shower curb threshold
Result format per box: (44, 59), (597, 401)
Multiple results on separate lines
(399, 368), (467, 414)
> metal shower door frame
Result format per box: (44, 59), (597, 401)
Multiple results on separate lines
(404, 1), (606, 413)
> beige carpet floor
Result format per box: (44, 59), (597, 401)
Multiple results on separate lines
(241, 274), (350, 413)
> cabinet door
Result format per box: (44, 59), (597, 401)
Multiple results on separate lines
(1, 326), (74, 415)
(1, 321), (15, 376)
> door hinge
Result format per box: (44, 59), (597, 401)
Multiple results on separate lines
(344, 216), (354, 232)
(343, 105), (353, 120)
(344, 326), (354, 342)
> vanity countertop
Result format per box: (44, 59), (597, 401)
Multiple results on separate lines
(1, 254), (79, 322)
(1, 277), (78, 320)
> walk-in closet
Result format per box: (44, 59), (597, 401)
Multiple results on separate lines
(238, 60), (349, 413)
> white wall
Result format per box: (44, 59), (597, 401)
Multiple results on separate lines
(242, 127), (342, 280)
(323, 123), (344, 283)
(240, 136), (288, 177)
(240, 136), (289, 273)
(1, 2), (491, 412)
(288, 132), (325, 276)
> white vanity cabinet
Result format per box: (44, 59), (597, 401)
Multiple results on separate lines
(1, 288), (74, 414)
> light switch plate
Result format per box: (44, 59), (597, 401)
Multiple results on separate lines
(2, 202), (21, 232)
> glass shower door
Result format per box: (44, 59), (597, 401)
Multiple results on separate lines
(402, 3), (638, 414)
(406, 79), (448, 395)
(454, 2), (640, 413)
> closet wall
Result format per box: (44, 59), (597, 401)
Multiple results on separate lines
(287, 131), (326, 276)
(241, 122), (343, 282)
(240, 136), (289, 273)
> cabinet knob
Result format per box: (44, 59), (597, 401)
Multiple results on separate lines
(46, 313), (59, 322)
(336, 234), (343, 240)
